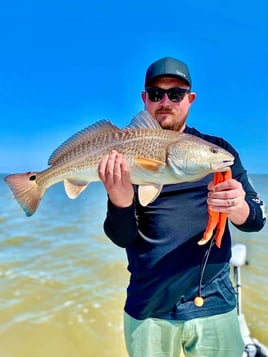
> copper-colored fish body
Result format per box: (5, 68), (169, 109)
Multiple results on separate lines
(4, 111), (234, 216)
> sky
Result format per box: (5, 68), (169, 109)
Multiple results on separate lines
(0, 0), (267, 174)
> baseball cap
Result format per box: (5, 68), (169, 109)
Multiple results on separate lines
(145, 57), (192, 87)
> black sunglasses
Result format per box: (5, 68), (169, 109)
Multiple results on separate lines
(146, 87), (191, 103)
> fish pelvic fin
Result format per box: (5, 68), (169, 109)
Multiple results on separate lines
(138, 184), (163, 206)
(4, 172), (44, 217)
(134, 157), (166, 173)
(64, 179), (89, 199)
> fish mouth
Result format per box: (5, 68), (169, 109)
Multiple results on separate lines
(211, 160), (234, 172)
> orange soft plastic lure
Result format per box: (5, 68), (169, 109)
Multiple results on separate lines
(198, 170), (232, 248)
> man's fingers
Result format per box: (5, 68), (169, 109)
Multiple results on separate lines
(98, 154), (109, 181)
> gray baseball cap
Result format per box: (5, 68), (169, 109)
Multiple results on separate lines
(145, 57), (192, 87)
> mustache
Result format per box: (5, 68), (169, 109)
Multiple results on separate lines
(156, 107), (174, 114)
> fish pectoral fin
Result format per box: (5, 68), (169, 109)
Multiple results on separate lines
(64, 179), (89, 199)
(138, 184), (163, 206)
(134, 158), (166, 173)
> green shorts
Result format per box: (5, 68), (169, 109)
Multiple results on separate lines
(124, 309), (244, 357)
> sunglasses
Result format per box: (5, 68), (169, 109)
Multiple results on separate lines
(146, 87), (191, 103)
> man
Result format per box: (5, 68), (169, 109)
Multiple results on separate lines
(98, 57), (266, 357)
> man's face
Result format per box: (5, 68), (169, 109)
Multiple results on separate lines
(142, 76), (196, 132)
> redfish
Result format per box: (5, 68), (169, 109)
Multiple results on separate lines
(4, 111), (234, 216)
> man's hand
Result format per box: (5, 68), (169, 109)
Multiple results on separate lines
(207, 177), (250, 226)
(98, 150), (134, 208)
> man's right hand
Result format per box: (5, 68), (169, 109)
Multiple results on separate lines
(98, 150), (134, 208)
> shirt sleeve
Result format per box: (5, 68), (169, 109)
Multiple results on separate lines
(103, 197), (138, 247)
(232, 168), (266, 232)
(234, 197), (266, 232)
(225, 144), (266, 232)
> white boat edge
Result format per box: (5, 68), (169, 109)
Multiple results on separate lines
(231, 243), (268, 357)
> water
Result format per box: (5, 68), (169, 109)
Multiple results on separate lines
(0, 174), (267, 356)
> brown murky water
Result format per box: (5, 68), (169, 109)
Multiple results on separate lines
(1, 175), (267, 356)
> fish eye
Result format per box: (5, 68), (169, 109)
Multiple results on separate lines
(210, 147), (218, 154)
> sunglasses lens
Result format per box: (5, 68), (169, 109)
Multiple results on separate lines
(146, 88), (189, 103)
(167, 88), (187, 102)
(147, 88), (165, 102)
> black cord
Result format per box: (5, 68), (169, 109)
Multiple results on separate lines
(197, 237), (215, 298)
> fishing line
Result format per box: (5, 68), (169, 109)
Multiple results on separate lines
(194, 236), (215, 307)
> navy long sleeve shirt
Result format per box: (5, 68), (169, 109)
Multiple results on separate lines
(103, 126), (266, 320)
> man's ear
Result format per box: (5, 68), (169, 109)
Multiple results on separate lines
(188, 92), (196, 104)
(141, 91), (146, 104)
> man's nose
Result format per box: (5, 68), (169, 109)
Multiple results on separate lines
(160, 93), (171, 104)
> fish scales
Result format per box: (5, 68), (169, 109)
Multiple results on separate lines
(37, 129), (176, 186)
(50, 128), (178, 168)
(3, 111), (234, 216)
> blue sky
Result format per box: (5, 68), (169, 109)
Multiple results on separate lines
(0, 0), (267, 174)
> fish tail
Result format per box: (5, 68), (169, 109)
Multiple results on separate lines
(4, 172), (45, 216)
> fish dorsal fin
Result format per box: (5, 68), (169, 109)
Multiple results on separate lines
(64, 179), (90, 199)
(48, 120), (118, 166)
(138, 184), (163, 206)
(127, 111), (161, 130)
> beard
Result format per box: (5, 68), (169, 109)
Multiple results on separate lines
(155, 107), (187, 132)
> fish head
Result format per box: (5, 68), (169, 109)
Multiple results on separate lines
(167, 134), (234, 180)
